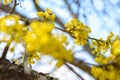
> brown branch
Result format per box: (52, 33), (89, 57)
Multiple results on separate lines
(55, 27), (66, 32)
(84, 44), (93, 56)
(70, 58), (92, 76)
(10, 0), (18, 14)
(55, 27), (78, 39)
(1, 46), (9, 60)
(88, 37), (104, 42)
(0, 59), (58, 80)
(85, 61), (113, 68)
(1, 37), (13, 60)
(65, 63), (84, 80)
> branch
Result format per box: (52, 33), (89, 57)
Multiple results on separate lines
(65, 63), (84, 80)
(1, 36), (13, 60)
(10, 0), (18, 14)
(0, 58), (58, 80)
(88, 37), (104, 42)
(70, 58), (92, 76)
(1, 46), (9, 60)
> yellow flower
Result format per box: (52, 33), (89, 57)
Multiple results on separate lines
(56, 60), (64, 68)
(26, 44), (36, 52)
(65, 18), (91, 45)
(37, 8), (56, 21)
(30, 21), (54, 34)
(90, 32), (118, 54)
(0, 15), (20, 34)
(111, 40), (120, 56)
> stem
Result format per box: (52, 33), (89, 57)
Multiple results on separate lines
(88, 37), (104, 42)
(85, 62), (111, 67)
(55, 27), (75, 38)
(55, 27), (66, 32)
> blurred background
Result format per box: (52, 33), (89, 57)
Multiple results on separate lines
(0, 0), (120, 80)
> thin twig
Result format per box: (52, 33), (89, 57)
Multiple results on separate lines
(65, 63), (84, 80)
(55, 27), (66, 32)
(88, 37), (104, 42)
(55, 27), (75, 38)
(10, 0), (18, 14)
(55, 27), (104, 42)
(85, 62), (112, 67)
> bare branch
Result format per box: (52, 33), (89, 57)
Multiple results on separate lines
(10, 0), (18, 14)
(65, 63), (84, 80)
(70, 58), (92, 76)
(1, 36), (13, 60)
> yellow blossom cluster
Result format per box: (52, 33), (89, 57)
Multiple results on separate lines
(40, 36), (73, 67)
(110, 40), (120, 66)
(0, 15), (25, 43)
(91, 39), (120, 80)
(111, 40), (120, 56)
(92, 65), (120, 80)
(23, 21), (54, 54)
(0, 10), (73, 67)
(37, 8), (56, 21)
(23, 21), (73, 65)
(65, 18), (91, 45)
(90, 32), (118, 54)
